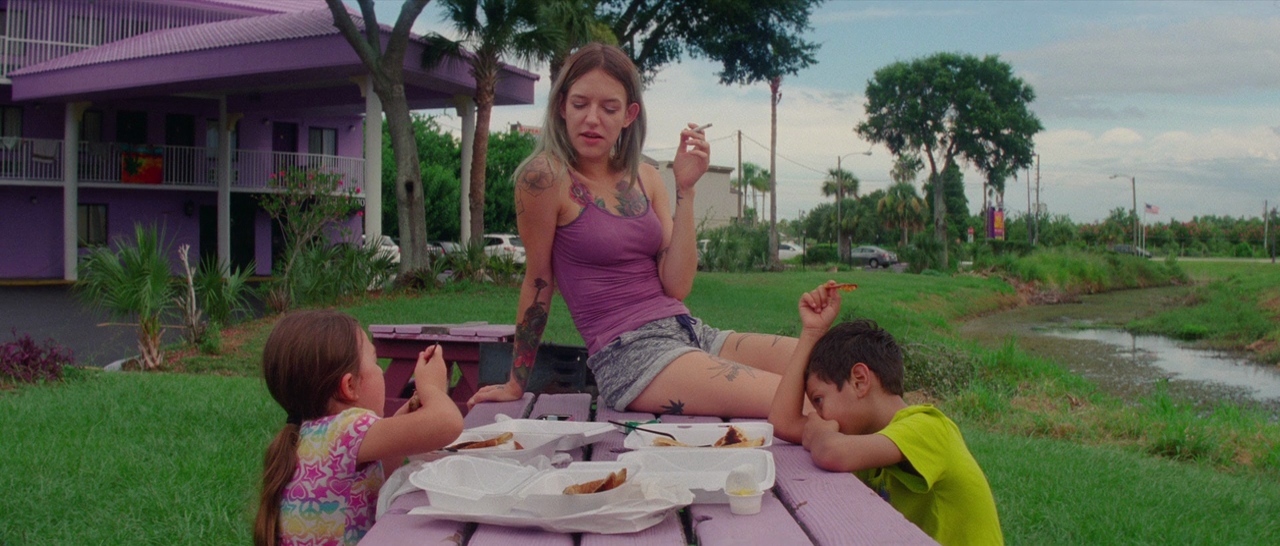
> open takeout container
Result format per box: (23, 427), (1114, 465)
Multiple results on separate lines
(408, 457), (541, 515)
(426, 430), (563, 464)
(467, 419), (615, 452)
(622, 422), (773, 450)
(513, 461), (644, 518)
(617, 449), (775, 504)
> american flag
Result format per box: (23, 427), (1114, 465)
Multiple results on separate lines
(1144, 203), (1160, 215)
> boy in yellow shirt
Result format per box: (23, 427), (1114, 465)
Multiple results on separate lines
(769, 281), (1003, 546)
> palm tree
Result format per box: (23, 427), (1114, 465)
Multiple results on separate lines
(821, 167), (858, 255)
(768, 75), (782, 264)
(543, 0), (615, 81)
(737, 162), (770, 224)
(878, 182), (926, 247)
(77, 224), (175, 370)
(423, 0), (560, 244)
(820, 167), (859, 200)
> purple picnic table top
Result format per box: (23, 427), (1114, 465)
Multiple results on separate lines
(359, 394), (937, 546)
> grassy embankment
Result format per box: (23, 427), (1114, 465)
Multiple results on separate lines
(3, 253), (1279, 544)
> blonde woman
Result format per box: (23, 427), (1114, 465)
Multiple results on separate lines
(468, 44), (798, 418)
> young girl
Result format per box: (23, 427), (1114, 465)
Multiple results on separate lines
(253, 310), (464, 546)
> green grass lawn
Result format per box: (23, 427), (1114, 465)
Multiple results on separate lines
(3, 265), (1279, 544)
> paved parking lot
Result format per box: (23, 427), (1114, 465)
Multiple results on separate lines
(0, 283), (177, 367)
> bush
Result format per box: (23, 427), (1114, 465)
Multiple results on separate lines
(1, 330), (73, 383)
(805, 243), (839, 264)
(699, 223), (771, 272)
(271, 241), (396, 308)
(195, 256), (254, 325)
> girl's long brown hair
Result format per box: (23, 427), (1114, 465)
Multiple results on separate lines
(253, 310), (362, 546)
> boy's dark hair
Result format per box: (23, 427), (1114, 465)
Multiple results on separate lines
(807, 319), (904, 395)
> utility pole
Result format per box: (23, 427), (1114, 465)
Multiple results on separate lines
(1034, 154), (1041, 246)
(736, 130), (743, 223)
(836, 154), (845, 263)
(1264, 199), (1269, 259)
(1026, 167), (1032, 245)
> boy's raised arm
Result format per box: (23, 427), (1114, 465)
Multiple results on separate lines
(769, 282), (841, 444)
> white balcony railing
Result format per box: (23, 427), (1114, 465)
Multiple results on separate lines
(0, 137), (365, 194)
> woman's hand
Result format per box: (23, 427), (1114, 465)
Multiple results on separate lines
(672, 123), (710, 191)
(467, 378), (525, 408)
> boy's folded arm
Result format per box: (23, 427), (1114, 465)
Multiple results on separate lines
(769, 331), (821, 444)
(358, 385), (465, 465)
(808, 432), (904, 473)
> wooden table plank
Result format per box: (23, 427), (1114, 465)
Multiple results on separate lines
(772, 445), (937, 545)
(466, 525), (574, 546)
(359, 491), (469, 546)
(463, 393), (534, 427)
(690, 491), (812, 546)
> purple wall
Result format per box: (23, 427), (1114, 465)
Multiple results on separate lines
(0, 186), (64, 277)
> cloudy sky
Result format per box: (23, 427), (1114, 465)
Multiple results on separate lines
(366, 0), (1280, 223)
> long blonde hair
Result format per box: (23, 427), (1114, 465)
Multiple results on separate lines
(253, 310), (363, 546)
(516, 43), (647, 185)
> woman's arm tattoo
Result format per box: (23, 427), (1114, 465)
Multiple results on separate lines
(512, 278), (550, 387)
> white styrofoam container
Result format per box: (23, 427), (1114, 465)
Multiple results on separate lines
(468, 419), (615, 451)
(433, 430), (563, 464)
(513, 461), (643, 518)
(408, 457), (540, 515)
(622, 422), (773, 450)
(617, 449), (775, 504)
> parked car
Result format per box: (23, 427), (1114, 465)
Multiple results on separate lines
(362, 234), (400, 265)
(427, 240), (462, 256)
(778, 241), (804, 261)
(484, 233), (525, 264)
(849, 245), (897, 268)
(1110, 244), (1152, 258)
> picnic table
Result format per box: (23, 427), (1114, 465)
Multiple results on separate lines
(369, 323), (518, 416)
(361, 392), (938, 545)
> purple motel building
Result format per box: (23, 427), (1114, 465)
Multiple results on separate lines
(0, 0), (536, 280)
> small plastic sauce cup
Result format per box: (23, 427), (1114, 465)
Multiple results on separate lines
(727, 489), (763, 515)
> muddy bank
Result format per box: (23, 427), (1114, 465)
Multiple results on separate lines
(959, 286), (1280, 411)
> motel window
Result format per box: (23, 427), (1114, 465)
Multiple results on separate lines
(78, 204), (107, 248)
(165, 114), (196, 147)
(116, 111), (147, 145)
(308, 127), (337, 156)
(81, 110), (103, 142)
(0, 106), (21, 137)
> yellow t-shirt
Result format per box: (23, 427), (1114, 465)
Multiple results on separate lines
(855, 405), (1003, 546)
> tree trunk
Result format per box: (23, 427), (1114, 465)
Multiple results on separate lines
(378, 81), (429, 271)
(768, 76), (781, 267)
(470, 76), (496, 243)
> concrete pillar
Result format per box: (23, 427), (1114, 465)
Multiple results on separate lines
(454, 94), (475, 245)
(216, 97), (233, 275)
(62, 102), (89, 281)
(363, 75), (383, 242)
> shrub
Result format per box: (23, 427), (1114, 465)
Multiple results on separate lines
(805, 243), (839, 264)
(76, 223), (175, 370)
(1, 330), (73, 383)
(699, 223), (771, 272)
(195, 256), (254, 325)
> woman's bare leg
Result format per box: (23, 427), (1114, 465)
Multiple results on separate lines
(628, 350), (782, 418)
(716, 332), (798, 375)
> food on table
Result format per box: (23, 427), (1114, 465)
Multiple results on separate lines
(648, 425), (764, 448)
(834, 283), (858, 292)
(562, 468), (628, 495)
(651, 437), (691, 447)
(445, 431), (518, 450)
(714, 425), (765, 448)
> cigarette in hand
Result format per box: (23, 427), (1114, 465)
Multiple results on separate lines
(694, 123), (712, 133)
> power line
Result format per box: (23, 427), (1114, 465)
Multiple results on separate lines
(739, 132), (827, 175)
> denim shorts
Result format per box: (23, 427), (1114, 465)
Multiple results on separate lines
(587, 315), (733, 411)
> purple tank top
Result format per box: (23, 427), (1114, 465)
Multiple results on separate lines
(553, 174), (690, 354)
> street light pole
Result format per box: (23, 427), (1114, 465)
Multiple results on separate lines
(835, 148), (871, 264)
(1111, 174), (1137, 248)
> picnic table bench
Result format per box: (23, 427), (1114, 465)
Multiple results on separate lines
(361, 391), (938, 545)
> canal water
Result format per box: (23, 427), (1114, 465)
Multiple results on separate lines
(959, 286), (1280, 409)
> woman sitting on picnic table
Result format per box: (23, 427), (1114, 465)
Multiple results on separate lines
(467, 43), (798, 417)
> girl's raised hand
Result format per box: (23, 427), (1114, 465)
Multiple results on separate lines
(415, 344), (449, 395)
(672, 123), (710, 191)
